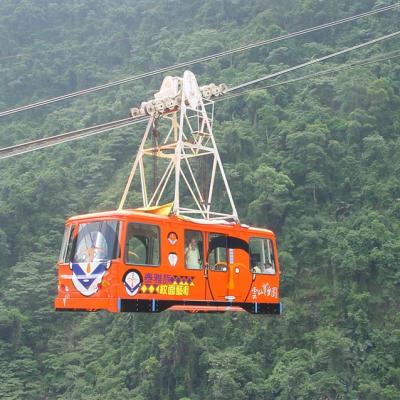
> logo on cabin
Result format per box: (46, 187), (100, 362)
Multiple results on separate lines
(123, 270), (142, 296)
(140, 273), (194, 296)
(167, 232), (178, 245)
(251, 283), (278, 300)
(70, 261), (111, 296)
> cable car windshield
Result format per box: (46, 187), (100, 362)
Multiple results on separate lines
(60, 221), (120, 263)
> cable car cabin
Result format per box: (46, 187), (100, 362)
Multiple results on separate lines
(55, 209), (281, 314)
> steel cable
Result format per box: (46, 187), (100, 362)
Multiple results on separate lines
(218, 49), (400, 102)
(1, 45), (400, 159)
(0, 3), (398, 118)
(0, 116), (148, 160)
(227, 31), (400, 92)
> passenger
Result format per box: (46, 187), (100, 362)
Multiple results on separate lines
(252, 263), (274, 274)
(264, 263), (275, 274)
(253, 265), (262, 273)
(185, 238), (201, 269)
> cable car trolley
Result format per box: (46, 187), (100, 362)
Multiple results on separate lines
(54, 71), (282, 314)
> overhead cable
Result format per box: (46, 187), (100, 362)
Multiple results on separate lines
(0, 3), (398, 118)
(0, 36), (132, 63)
(1, 3), (395, 64)
(0, 117), (148, 160)
(227, 30), (400, 92)
(218, 50), (400, 101)
(1, 48), (399, 160)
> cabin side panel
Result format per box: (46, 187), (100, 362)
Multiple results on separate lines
(117, 218), (206, 305)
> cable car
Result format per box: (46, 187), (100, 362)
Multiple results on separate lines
(55, 206), (281, 314)
(54, 71), (282, 314)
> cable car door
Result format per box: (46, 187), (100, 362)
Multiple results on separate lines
(206, 233), (253, 302)
(182, 229), (206, 300)
(206, 233), (229, 301)
(225, 237), (252, 302)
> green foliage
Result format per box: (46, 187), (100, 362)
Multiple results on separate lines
(0, 0), (399, 398)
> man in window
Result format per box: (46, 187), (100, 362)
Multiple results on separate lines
(252, 259), (275, 274)
(264, 262), (275, 274)
(185, 237), (201, 269)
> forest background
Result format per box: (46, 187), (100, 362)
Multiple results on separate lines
(0, 0), (399, 399)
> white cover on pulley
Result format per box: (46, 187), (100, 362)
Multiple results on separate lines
(183, 70), (202, 109)
(155, 76), (180, 100)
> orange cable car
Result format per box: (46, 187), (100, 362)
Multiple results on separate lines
(55, 208), (281, 314)
(54, 71), (282, 314)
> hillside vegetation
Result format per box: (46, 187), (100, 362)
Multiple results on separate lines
(0, 1), (399, 399)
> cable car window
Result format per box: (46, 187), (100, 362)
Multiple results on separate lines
(59, 224), (74, 262)
(69, 221), (120, 263)
(185, 230), (203, 269)
(249, 237), (276, 274)
(65, 225), (77, 262)
(126, 223), (160, 266)
(208, 233), (227, 271)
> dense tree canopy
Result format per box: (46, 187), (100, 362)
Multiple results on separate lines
(0, 0), (399, 399)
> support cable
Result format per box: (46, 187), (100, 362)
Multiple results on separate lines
(0, 116), (148, 160)
(0, 36), (133, 63)
(227, 30), (400, 92)
(1, 48), (399, 160)
(0, 3), (398, 118)
(218, 49), (400, 101)
(1, 3), (396, 64)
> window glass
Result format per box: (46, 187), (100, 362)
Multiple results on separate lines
(249, 237), (276, 274)
(59, 225), (73, 262)
(126, 223), (160, 266)
(185, 230), (203, 269)
(65, 225), (77, 262)
(69, 221), (120, 263)
(208, 233), (227, 271)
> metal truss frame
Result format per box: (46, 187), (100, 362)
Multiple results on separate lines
(118, 74), (238, 221)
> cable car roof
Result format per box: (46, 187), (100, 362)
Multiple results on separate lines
(65, 208), (274, 236)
